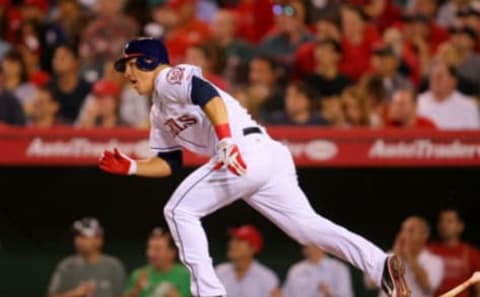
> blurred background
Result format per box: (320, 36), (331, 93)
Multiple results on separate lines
(1, 0), (480, 297)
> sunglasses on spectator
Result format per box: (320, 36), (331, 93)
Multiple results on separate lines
(272, 4), (296, 16)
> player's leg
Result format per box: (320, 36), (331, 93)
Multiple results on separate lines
(243, 141), (410, 296)
(163, 142), (270, 297)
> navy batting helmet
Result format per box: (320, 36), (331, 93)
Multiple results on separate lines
(114, 38), (169, 72)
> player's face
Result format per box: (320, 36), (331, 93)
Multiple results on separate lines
(124, 59), (156, 96)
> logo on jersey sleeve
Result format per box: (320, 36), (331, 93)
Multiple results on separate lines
(166, 67), (185, 85)
(165, 114), (198, 135)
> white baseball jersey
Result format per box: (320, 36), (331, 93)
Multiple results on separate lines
(156, 63), (389, 297)
(149, 64), (259, 156)
(215, 261), (279, 297)
(283, 257), (353, 297)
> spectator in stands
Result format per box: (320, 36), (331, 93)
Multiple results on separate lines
(386, 89), (436, 128)
(382, 27), (423, 87)
(259, 0), (313, 65)
(79, 0), (139, 79)
(185, 42), (228, 90)
(267, 81), (327, 126)
(0, 74), (26, 126)
(21, 0), (66, 72)
(417, 61), (480, 129)
(51, 0), (92, 46)
(321, 95), (346, 127)
(341, 87), (371, 127)
(377, 216), (444, 297)
(437, 0), (472, 28)
(305, 38), (352, 99)
(122, 228), (190, 297)
(306, 0), (342, 26)
(361, 0), (402, 33)
(48, 217), (126, 297)
(102, 60), (149, 128)
(429, 207), (480, 297)
(246, 55), (285, 120)
(231, 0), (273, 45)
(1, 49), (36, 111)
(211, 9), (253, 86)
(29, 86), (61, 128)
(449, 26), (480, 94)
(294, 17), (342, 78)
(165, 0), (211, 64)
(48, 44), (91, 124)
(359, 75), (388, 127)
(410, 0), (450, 53)
(370, 44), (413, 100)
(76, 80), (121, 128)
(283, 245), (353, 297)
(144, 0), (179, 39)
(462, 5), (480, 48)
(340, 4), (381, 81)
(215, 225), (280, 297)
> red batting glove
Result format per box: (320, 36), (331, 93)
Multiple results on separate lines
(99, 148), (137, 175)
(213, 138), (247, 176)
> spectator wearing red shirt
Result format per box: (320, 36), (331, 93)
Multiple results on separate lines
(259, 0), (313, 67)
(294, 17), (341, 78)
(429, 208), (480, 297)
(230, 0), (273, 45)
(340, 4), (381, 81)
(386, 89), (436, 129)
(165, 0), (211, 64)
(351, 0), (402, 33)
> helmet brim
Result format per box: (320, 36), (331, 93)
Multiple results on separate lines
(113, 53), (143, 72)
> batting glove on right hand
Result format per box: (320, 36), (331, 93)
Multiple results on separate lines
(213, 138), (247, 176)
(99, 148), (137, 175)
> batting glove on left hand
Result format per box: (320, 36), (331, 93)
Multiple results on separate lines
(99, 148), (137, 175)
(213, 138), (247, 176)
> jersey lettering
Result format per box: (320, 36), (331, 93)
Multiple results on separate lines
(164, 114), (198, 135)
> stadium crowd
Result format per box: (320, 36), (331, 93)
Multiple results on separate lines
(47, 207), (480, 297)
(1, 0), (480, 129)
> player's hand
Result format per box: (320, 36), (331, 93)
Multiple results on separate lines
(213, 138), (247, 176)
(99, 148), (137, 175)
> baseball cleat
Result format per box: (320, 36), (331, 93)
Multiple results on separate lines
(381, 255), (411, 297)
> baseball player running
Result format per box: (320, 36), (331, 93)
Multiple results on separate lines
(99, 38), (410, 297)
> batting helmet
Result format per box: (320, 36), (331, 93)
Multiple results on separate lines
(114, 38), (169, 72)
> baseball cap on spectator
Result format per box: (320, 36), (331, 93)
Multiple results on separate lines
(449, 26), (478, 41)
(73, 217), (104, 237)
(229, 225), (263, 253)
(23, 0), (49, 13)
(93, 80), (120, 97)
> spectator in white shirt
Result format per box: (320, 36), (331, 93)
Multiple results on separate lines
(215, 225), (280, 297)
(283, 245), (353, 297)
(417, 61), (480, 129)
(377, 216), (444, 297)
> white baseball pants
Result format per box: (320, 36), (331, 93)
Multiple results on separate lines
(164, 132), (387, 297)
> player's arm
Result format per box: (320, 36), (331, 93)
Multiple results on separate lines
(191, 76), (246, 176)
(98, 149), (182, 178)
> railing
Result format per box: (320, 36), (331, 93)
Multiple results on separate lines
(2, 126), (480, 167)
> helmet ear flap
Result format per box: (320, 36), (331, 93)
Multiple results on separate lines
(136, 55), (160, 71)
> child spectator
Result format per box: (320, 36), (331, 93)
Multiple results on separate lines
(29, 86), (61, 128)
(386, 89), (436, 128)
